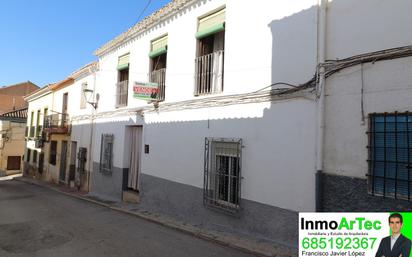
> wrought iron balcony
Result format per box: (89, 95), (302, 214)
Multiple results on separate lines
(149, 68), (166, 101)
(195, 50), (224, 96)
(116, 80), (128, 107)
(43, 114), (70, 135)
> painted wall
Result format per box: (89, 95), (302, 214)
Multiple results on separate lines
(326, 0), (412, 60)
(324, 57), (412, 179)
(323, 0), (412, 178)
(96, 0), (317, 112)
(87, 95), (317, 211)
(0, 120), (25, 175)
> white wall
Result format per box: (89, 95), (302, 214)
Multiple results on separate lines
(96, 0), (318, 112)
(324, 57), (412, 178)
(324, 0), (412, 178)
(326, 0), (412, 59)
(141, 98), (317, 211)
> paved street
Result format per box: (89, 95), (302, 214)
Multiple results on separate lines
(0, 179), (256, 257)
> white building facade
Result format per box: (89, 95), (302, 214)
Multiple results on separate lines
(23, 0), (412, 247)
(78, 0), (319, 246)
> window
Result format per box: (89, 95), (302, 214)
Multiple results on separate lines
(149, 35), (167, 101)
(7, 156), (21, 170)
(116, 53), (129, 107)
(77, 147), (87, 174)
(49, 141), (57, 165)
(195, 8), (225, 95)
(62, 93), (68, 126)
(368, 113), (412, 200)
(36, 110), (41, 137)
(100, 134), (113, 174)
(80, 83), (87, 109)
(204, 138), (242, 213)
(29, 111), (35, 137)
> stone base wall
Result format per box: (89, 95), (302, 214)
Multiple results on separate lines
(321, 173), (412, 211)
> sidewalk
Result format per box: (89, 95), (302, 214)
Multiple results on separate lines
(14, 176), (296, 257)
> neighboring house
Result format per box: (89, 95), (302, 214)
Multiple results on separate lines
(318, 0), (412, 211)
(24, 62), (98, 189)
(21, 0), (412, 248)
(0, 108), (27, 176)
(0, 81), (38, 114)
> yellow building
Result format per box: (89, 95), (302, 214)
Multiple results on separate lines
(0, 108), (27, 176)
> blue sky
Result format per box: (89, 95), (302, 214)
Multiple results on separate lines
(0, 0), (171, 88)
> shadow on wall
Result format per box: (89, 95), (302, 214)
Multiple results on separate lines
(64, 90), (317, 247)
(269, 5), (318, 88)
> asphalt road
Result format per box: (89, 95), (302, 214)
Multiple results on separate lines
(0, 179), (256, 257)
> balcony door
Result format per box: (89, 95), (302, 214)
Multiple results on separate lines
(62, 93), (68, 126)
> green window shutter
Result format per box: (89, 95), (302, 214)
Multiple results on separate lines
(117, 53), (130, 70)
(196, 8), (225, 39)
(149, 35), (168, 58)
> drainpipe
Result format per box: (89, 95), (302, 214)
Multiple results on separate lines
(316, 0), (327, 212)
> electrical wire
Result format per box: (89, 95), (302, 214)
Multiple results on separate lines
(134, 0), (153, 26)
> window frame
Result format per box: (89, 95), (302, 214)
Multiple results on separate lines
(100, 134), (114, 175)
(203, 137), (242, 214)
(368, 112), (412, 200)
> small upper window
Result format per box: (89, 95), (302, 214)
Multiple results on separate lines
(80, 83), (87, 109)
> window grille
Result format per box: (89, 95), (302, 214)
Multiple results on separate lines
(100, 134), (113, 174)
(77, 147), (87, 174)
(368, 112), (412, 200)
(204, 138), (242, 214)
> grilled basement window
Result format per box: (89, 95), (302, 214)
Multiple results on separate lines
(204, 138), (242, 214)
(100, 134), (113, 174)
(49, 141), (57, 165)
(368, 112), (412, 200)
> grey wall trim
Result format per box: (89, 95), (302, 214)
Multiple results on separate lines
(139, 173), (298, 248)
(321, 173), (412, 211)
(90, 162), (126, 201)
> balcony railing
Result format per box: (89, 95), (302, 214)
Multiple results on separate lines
(195, 50), (224, 96)
(35, 125), (42, 138)
(149, 68), (166, 101)
(43, 114), (70, 135)
(116, 80), (128, 108)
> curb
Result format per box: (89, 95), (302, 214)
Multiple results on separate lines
(14, 176), (295, 257)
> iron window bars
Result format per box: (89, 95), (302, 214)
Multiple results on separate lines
(367, 112), (412, 200)
(100, 134), (114, 175)
(204, 137), (242, 214)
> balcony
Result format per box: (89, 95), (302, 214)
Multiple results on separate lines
(116, 80), (128, 108)
(195, 50), (224, 96)
(43, 114), (70, 135)
(149, 68), (166, 101)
